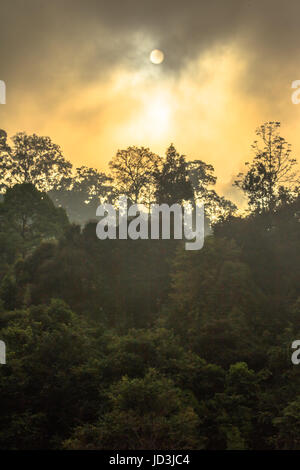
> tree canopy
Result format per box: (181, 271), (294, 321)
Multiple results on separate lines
(0, 123), (300, 450)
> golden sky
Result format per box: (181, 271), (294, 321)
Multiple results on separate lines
(1, 1), (300, 205)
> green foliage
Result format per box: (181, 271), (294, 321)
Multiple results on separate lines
(0, 300), (97, 449)
(273, 397), (300, 449)
(64, 369), (202, 450)
(0, 183), (68, 260)
(0, 126), (300, 450)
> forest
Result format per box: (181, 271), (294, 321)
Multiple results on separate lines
(0, 121), (300, 450)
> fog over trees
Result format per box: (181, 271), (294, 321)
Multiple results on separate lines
(0, 122), (300, 449)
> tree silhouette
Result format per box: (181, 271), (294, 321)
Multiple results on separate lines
(154, 144), (193, 205)
(0, 131), (72, 192)
(109, 146), (161, 205)
(235, 122), (298, 213)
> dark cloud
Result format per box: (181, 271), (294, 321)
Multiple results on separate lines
(1, 0), (299, 95)
(1, 0), (299, 189)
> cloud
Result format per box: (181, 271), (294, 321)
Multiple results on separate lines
(1, 0), (299, 88)
(1, 0), (300, 205)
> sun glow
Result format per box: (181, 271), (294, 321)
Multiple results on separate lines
(38, 46), (258, 199)
(120, 91), (172, 143)
(145, 95), (171, 135)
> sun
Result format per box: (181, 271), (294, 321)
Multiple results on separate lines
(150, 49), (164, 65)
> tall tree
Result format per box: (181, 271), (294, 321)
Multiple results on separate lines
(234, 122), (298, 213)
(109, 146), (161, 205)
(0, 131), (72, 192)
(154, 144), (193, 205)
